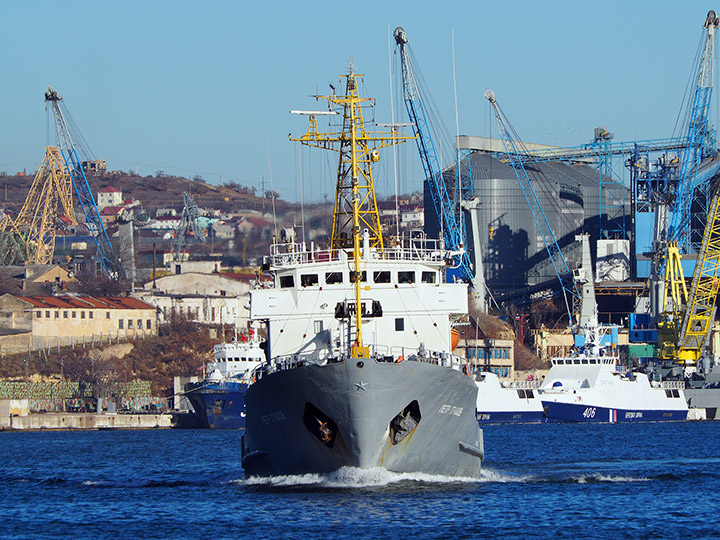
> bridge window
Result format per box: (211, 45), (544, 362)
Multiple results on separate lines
(325, 272), (343, 285)
(300, 273), (318, 287)
(395, 318), (405, 331)
(374, 271), (391, 284)
(279, 274), (295, 288)
(398, 271), (415, 284)
(421, 271), (436, 284)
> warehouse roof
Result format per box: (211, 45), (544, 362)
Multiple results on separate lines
(14, 296), (154, 310)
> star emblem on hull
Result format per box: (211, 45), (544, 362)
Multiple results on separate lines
(354, 378), (369, 392)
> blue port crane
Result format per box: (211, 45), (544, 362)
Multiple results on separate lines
(44, 87), (126, 280)
(393, 27), (473, 283)
(485, 89), (580, 331)
(668, 10), (720, 250)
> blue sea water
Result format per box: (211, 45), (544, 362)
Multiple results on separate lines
(2, 422), (719, 540)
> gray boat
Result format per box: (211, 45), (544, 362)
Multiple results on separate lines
(241, 354), (483, 477)
(241, 68), (484, 478)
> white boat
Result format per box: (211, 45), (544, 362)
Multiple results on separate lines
(474, 372), (543, 423)
(538, 234), (688, 422)
(538, 348), (688, 422)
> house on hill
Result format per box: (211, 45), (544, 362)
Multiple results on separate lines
(97, 186), (122, 209)
(0, 265), (76, 295)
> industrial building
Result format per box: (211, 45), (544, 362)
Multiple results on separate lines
(425, 136), (632, 296)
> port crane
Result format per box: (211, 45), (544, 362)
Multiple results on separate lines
(668, 10), (720, 250)
(0, 147), (76, 265)
(44, 87), (126, 279)
(641, 11), (720, 320)
(485, 90), (581, 330)
(171, 192), (207, 261)
(13, 146), (77, 264)
(393, 27), (473, 283)
(658, 176), (720, 365)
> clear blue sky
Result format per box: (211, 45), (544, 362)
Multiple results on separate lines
(0, 1), (716, 202)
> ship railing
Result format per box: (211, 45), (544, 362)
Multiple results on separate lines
(502, 380), (543, 389)
(256, 344), (468, 378)
(269, 237), (450, 268)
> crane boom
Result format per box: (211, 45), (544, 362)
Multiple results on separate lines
(13, 146), (76, 264)
(393, 27), (472, 282)
(669, 10), (719, 249)
(677, 179), (720, 361)
(485, 90), (580, 328)
(44, 87), (126, 279)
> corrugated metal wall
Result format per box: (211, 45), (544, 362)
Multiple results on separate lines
(425, 152), (630, 292)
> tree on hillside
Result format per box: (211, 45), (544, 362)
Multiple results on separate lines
(75, 269), (129, 296)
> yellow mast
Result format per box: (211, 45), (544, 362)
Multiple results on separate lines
(291, 68), (413, 354)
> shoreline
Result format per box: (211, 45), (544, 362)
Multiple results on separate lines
(1, 411), (174, 431)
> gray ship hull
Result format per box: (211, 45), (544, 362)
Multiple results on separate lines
(241, 357), (484, 478)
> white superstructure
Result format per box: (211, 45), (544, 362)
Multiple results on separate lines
(206, 331), (265, 383)
(250, 232), (467, 362)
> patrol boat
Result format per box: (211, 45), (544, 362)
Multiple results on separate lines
(538, 235), (688, 422)
(240, 69), (484, 477)
(184, 326), (265, 429)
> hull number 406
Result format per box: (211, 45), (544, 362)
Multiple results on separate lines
(582, 407), (596, 419)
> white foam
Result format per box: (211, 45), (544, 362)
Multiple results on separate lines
(478, 468), (535, 483)
(237, 466), (484, 488)
(574, 473), (649, 484)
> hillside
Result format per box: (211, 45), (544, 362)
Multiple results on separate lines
(0, 172), (295, 216)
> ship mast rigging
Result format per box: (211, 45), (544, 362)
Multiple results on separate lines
(291, 68), (413, 355)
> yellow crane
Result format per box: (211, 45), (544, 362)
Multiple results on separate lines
(1, 146), (77, 265)
(658, 179), (720, 364)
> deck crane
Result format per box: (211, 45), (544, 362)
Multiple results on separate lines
(485, 90), (581, 331)
(668, 10), (720, 251)
(658, 176), (720, 365)
(393, 27), (473, 283)
(44, 87), (126, 280)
